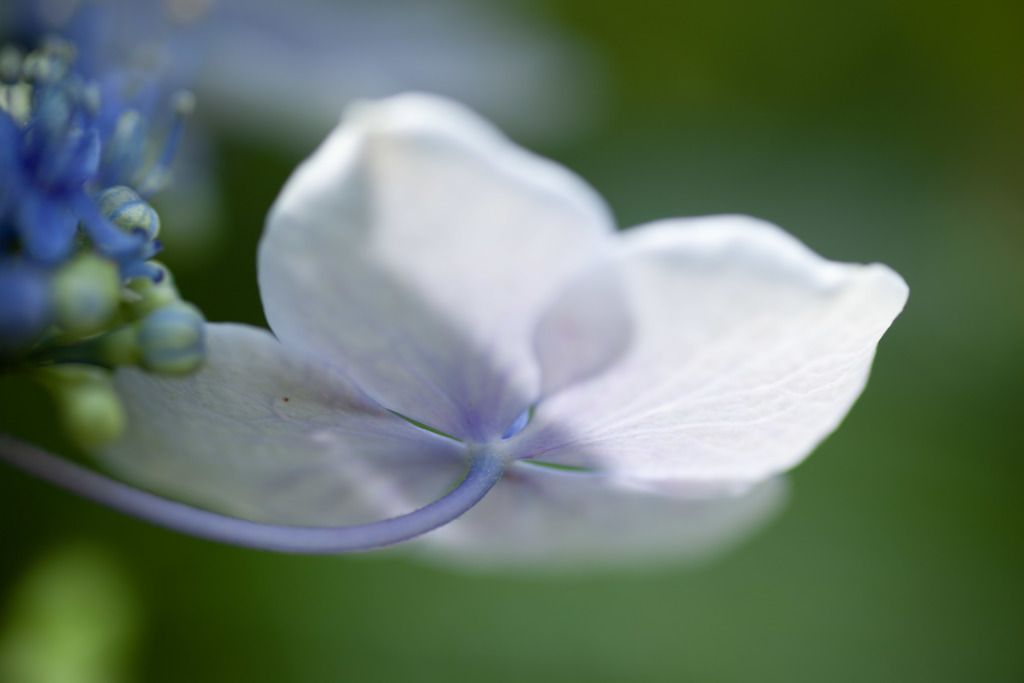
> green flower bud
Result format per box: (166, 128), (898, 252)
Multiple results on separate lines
(137, 302), (205, 374)
(0, 83), (32, 124)
(51, 254), (122, 338)
(97, 185), (160, 239)
(124, 262), (180, 319)
(36, 365), (125, 447)
(59, 381), (126, 447)
(91, 324), (141, 367)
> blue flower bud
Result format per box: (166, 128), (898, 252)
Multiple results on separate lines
(101, 110), (147, 187)
(32, 84), (74, 138)
(137, 302), (205, 374)
(51, 254), (122, 337)
(35, 125), (101, 192)
(16, 191), (78, 264)
(0, 263), (52, 355)
(97, 186), (160, 240)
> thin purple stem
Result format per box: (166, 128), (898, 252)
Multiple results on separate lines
(0, 434), (506, 553)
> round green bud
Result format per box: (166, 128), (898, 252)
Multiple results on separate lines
(97, 185), (160, 239)
(0, 83), (32, 124)
(124, 262), (180, 319)
(52, 254), (122, 338)
(91, 324), (141, 367)
(36, 365), (126, 447)
(137, 302), (205, 374)
(58, 380), (126, 447)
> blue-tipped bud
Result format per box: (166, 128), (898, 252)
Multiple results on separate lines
(51, 254), (122, 337)
(125, 261), (179, 317)
(137, 302), (205, 374)
(97, 186), (160, 240)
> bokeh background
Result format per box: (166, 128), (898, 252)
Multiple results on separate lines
(2, 0), (1023, 681)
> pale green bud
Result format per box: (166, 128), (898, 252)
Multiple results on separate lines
(32, 322), (141, 368)
(51, 254), (122, 338)
(59, 382), (126, 447)
(124, 262), (180, 318)
(91, 324), (141, 367)
(0, 83), (32, 124)
(97, 185), (160, 239)
(137, 302), (205, 374)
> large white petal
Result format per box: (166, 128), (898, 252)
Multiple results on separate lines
(96, 324), (466, 525)
(417, 461), (787, 572)
(515, 215), (908, 486)
(259, 93), (614, 442)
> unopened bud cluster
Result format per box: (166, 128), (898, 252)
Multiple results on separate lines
(0, 38), (206, 447)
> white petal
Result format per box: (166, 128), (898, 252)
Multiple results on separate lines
(259, 93), (614, 442)
(515, 215), (908, 486)
(96, 324), (466, 525)
(533, 260), (633, 397)
(417, 462), (787, 572)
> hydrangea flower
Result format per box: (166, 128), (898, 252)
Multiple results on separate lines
(1, 93), (907, 569)
(0, 40), (184, 280)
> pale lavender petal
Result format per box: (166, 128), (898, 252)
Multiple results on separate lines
(417, 461), (787, 571)
(533, 257), (633, 397)
(515, 215), (908, 487)
(95, 324), (466, 526)
(259, 93), (615, 442)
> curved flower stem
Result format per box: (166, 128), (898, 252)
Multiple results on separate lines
(0, 434), (507, 553)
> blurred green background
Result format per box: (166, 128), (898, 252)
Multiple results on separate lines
(2, 0), (1023, 681)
